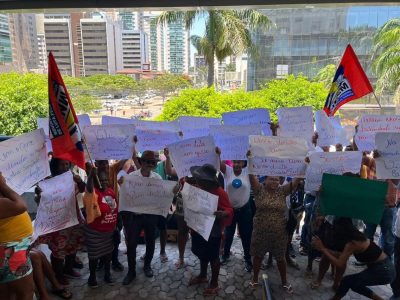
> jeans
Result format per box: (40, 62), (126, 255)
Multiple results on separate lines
(300, 194), (315, 248)
(336, 257), (395, 298)
(223, 201), (253, 262)
(365, 207), (396, 258)
(121, 211), (158, 270)
(391, 236), (400, 296)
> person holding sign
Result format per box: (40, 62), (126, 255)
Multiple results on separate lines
(248, 150), (302, 294)
(119, 150), (163, 284)
(83, 165), (118, 288)
(0, 173), (35, 300)
(188, 164), (233, 296)
(218, 149), (253, 273)
(312, 217), (395, 300)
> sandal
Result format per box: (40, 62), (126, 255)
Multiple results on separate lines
(249, 280), (260, 288)
(52, 288), (73, 300)
(175, 260), (185, 269)
(282, 284), (293, 294)
(188, 276), (208, 286)
(203, 286), (220, 296)
(310, 281), (321, 290)
(160, 253), (168, 263)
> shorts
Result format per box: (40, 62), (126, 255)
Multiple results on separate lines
(191, 231), (221, 262)
(157, 216), (167, 231)
(0, 237), (32, 283)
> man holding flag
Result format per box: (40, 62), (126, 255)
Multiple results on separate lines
(324, 44), (374, 116)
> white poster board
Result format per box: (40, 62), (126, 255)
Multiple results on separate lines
(0, 129), (51, 194)
(33, 172), (78, 239)
(102, 115), (135, 125)
(305, 151), (363, 191)
(222, 108), (272, 136)
(119, 175), (176, 216)
(83, 124), (136, 160)
(210, 124), (262, 160)
(315, 110), (348, 147)
(167, 136), (219, 178)
(37, 117), (52, 152)
(178, 116), (221, 139)
(135, 128), (181, 152)
(181, 184), (218, 240)
(276, 106), (314, 142)
(355, 115), (400, 151)
(132, 120), (179, 132)
(248, 135), (308, 176)
(375, 132), (400, 179)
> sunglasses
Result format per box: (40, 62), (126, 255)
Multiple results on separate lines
(142, 159), (157, 166)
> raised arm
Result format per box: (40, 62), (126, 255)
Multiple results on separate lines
(131, 138), (141, 170)
(215, 147), (226, 175)
(0, 173), (28, 219)
(247, 150), (261, 190)
(164, 148), (177, 177)
(85, 163), (95, 193)
(281, 178), (303, 196)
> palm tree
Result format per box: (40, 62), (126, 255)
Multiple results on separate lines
(313, 64), (337, 89)
(371, 19), (400, 103)
(158, 9), (272, 87)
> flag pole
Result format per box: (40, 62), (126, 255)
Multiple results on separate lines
(372, 91), (382, 109)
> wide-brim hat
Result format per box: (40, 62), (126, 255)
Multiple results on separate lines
(190, 164), (218, 183)
(140, 150), (159, 162)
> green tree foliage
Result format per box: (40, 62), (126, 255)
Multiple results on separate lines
(313, 64), (337, 88)
(158, 10), (272, 87)
(148, 74), (192, 103)
(0, 73), (47, 135)
(72, 94), (102, 114)
(225, 63), (236, 72)
(158, 75), (327, 122)
(82, 74), (137, 96)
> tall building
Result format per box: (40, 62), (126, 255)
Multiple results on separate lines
(37, 33), (46, 72)
(247, 6), (400, 91)
(121, 30), (148, 69)
(0, 14), (12, 65)
(80, 17), (123, 76)
(119, 11), (143, 31)
(44, 18), (74, 76)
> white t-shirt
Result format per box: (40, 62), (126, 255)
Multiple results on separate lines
(224, 166), (250, 209)
(129, 169), (162, 180)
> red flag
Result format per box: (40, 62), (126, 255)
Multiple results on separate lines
(48, 52), (85, 169)
(323, 44), (373, 116)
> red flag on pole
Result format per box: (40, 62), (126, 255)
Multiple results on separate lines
(323, 44), (374, 116)
(48, 52), (85, 169)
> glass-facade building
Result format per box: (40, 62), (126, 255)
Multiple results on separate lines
(247, 6), (400, 91)
(0, 14), (12, 63)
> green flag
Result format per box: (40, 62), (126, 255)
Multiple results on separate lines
(320, 173), (388, 224)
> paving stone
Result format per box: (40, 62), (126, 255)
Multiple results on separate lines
(104, 290), (119, 299)
(225, 285), (236, 294)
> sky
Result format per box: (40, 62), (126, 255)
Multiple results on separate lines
(189, 16), (206, 66)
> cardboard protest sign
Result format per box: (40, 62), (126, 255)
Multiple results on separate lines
(276, 106), (313, 142)
(355, 115), (400, 151)
(34, 172), (78, 238)
(167, 136), (219, 178)
(132, 119), (179, 132)
(0, 129), (50, 194)
(102, 115), (135, 125)
(320, 173), (387, 224)
(248, 135), (308, 176)
(375, 132), (400, 179)
(305, 151), (363, 191)
(181, 184), (218, 240)
(119, 175), (176, 216)
(210, 124), (262, 160)
(178, 116), (221, 139)
(222, 108), (272, 136)
(315, 110), (348, 147)
(135, 128), (181, 152)
(83, 124), (135, 160)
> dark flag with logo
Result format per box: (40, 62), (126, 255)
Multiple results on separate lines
(48, 52), (85, 169)
(323, 44), (373, 116)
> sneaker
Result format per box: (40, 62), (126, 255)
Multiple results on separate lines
(245, 260), (253, 273)
(64, 269), (81, 279)
(122, 270), (136, 285)
(143, 266), (154, 278)
(220, 255), (229, 265)
(104, 275), (115, 285)
(88, 277), (98, 288)
(112, 261), (124, 272)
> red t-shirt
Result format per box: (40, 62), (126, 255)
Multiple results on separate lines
(89, 188), (118, 232)
(209, 187), (234, 230)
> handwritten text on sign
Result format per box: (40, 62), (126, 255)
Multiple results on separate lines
(222, 108), (272, 136)
(83, 124), (136, 160)
(249, 156), (307, 177)
(178, 116), (221, 139)
(34, 172), (78, 239)
(315, 110), (347, 147)
(168, 136), (219, 178)
(135, 128), (181, 152)
(277, 106), (313, 141)
(375, 132), (400, 179)
(355, 115), (400, 151)
(181, 184), (218, 241)
(132, 120), (179, 132)
(119, 175), (176, 216)
(0, 129), (50, 194)
(305, 151), (363, 191)
(210, 124), (262, 160)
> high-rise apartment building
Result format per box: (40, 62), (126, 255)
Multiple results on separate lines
(37, 33), (46, 72)
(0, 14), (12, 64)
(119, 11), (143, 31)
(247, 6), (400, 91)
(121, 30), (148, 69)
(44, 18), (74, 76)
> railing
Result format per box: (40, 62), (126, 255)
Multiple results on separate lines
(262, 274), (273, 300)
